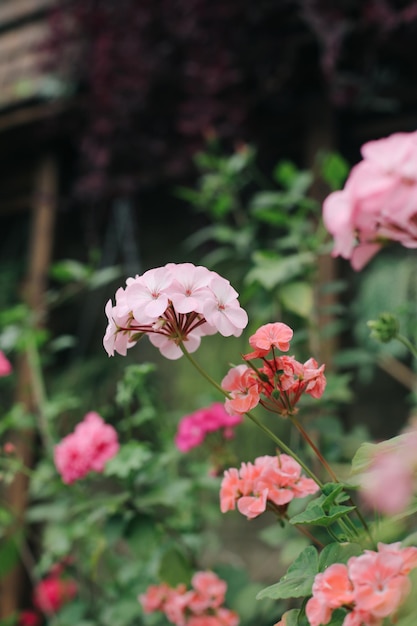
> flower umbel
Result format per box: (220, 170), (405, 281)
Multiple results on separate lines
(103, 263), (248, 360)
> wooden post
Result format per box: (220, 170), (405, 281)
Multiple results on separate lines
(0, 155), (58, 618)
(305, 97), (338, 369)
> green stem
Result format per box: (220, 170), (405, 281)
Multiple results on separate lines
(397, 334), (417, 360)
(290, 415), (339, 483)
(179, 342), (324, 487)
(26, 334), (53, 451)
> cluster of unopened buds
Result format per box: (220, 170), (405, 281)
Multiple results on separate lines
(104, 262), (248, 360)
(220, 453), (319, 519)
(222, 322), (326, 417)
(139, 571), (239, 626)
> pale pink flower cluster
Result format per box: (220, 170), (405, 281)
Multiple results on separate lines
(0, 350), (12, 376)
(323, 130), (417, 270)
(139, 571), (239, 626)
(358, 419), (417, 515)
(54, 412), (119, 484)
(175, 402), (242, 452)
(305, 542), (417, 626)
(103, 263), (248, 360)
(221, 322), (326, 417)
(220, 454), (319, 519)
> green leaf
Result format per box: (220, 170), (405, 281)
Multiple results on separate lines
(50, 260), (91, 283)
(104, 442), (152, 478)
(320, 152), (349, 191)
(275, 609), (300, 626)
(279, 282), (313, 318)
(0, 537), (20, 576)
(246, 251), (315, 290)
(256, 546), (318, 600)
(273, 160), (299, 188)
(158, 546), (192, 586)
(318, 542), (363, 571)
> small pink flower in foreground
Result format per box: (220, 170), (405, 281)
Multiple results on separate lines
(104, 263), (248, 360)
(323, 130), (417, 270)
(54, 412), (119, 484)
(139, 572), (238, 626)
(220, 454), (319, 519)
(175, 403), (242, 453)
(18, 610), (42, 626)
(304, 542), (417, 626)
(0, 350), (12, 376)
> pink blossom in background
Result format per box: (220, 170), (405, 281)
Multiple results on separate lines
(18, 611), (42, 626)
(175, 403), (242, 453)
(33, 572), (77, 615)
(357, 418), (417, 515)
(220, 454), (319, 519)
(139, 572), (238, 626)
(0, 350), (12, 376)
(54, 412), (119, 484)
(104, 263), (248, 360)
(305, 542), (417, 626)
(323, 130), (417, 270)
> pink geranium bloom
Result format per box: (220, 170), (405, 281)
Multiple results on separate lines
(305, 596), (333, 626)
(220, 468), (241, 512)
(175, 403), (242, 453)
(33, 574), (77, 615)
(221, 365), (260, 415)
(348, 551), (411, 618)
(244, 322), (293, 359)
(0, 350), (12, 376)
(139, 583), (171, 613)
(54, 412), (119, 483)
(220, 454), (319, 520)
(323, 130), (417, 270)
(104, 264), (248, 359)
(312, 563), (354, 608)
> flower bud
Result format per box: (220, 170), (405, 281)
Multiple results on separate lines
(367, 312), (399, 343)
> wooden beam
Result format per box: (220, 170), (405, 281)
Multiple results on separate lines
(0, 155), (58, 619)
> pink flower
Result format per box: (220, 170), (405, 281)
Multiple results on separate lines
(104, 264), (248, 359)
(244, 322), (293, 359)
(306, 543), (417, 626)
(54, 412), (119, 483)
(33, 574), (77, 615)
(221, 365), (260, 415)
(0, 350), (12, 376)
(138, 572), (238, 626)
(220, 454), (319, 519)
(175, 403), (242, 453)
(323, 130), (417, 270)
(18, 611), (42, 626)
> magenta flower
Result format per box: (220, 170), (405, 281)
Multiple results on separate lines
(175, 403), (242, 453)
(104, 263), (248, 360)
(323, 130), (417, 270)
(0, 350), (12, 377)
(54, 412), (119, 484)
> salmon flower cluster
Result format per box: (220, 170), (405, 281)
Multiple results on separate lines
(323, 130), (417, 270)
(221, 322), (326, 417)
(175, 402), (242, 452)
(220, 454), (319, 519)
(54, 412), (119, 484)
(305, 542), (417, 626)
(139, 571), (239, 626)
(103, 263), (248, 360)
